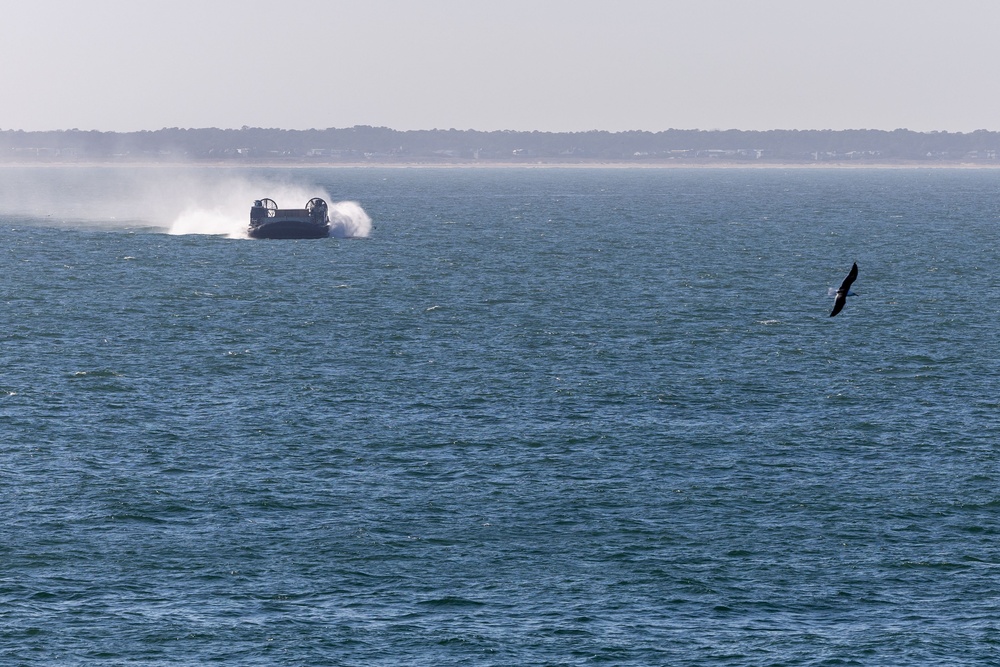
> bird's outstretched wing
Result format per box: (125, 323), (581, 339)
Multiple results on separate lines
(838, 262), (858, 294)
(830, 293), (847, 317)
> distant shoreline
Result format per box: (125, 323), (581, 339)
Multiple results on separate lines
(7, 127), (1000, 167)
(3, 159), (1000, 169)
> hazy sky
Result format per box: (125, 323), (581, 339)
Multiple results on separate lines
(3, 0), (999, 132)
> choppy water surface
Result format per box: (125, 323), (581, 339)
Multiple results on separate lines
(3, 166), (1000, 665)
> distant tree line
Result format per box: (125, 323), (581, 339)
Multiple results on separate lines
(2, 126), (1000, 163)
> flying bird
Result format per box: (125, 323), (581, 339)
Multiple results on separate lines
(830, 262), (858, 317)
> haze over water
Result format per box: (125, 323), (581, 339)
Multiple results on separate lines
(3, 166), (1000, 665)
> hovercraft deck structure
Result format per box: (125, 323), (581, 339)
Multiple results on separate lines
(249, 198), (330, 239)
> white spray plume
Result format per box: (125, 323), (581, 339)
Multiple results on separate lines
(0, 166), (371, 240)
(167, 179), (323, 239)
(329, 201), (372, 238)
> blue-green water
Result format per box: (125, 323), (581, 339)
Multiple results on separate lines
(3, 166), (1000, 665)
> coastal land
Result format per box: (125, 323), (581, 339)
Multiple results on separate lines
(3, 126), (1000, 168)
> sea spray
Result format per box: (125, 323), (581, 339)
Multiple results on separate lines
(167, 180), (323, 237)
(168, 206), (249, 238)
(329, 201), (372, 238)
(0, 166), (371, 238)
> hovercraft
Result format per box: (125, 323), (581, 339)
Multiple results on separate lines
(249, 197), (330, 239)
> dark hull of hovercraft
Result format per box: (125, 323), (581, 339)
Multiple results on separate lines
(248, 221), (330, 240)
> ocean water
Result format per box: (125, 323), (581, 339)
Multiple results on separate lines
(2, 165), (1000, 665)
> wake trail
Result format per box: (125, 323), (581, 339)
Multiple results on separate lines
(0, 167), (371, 239)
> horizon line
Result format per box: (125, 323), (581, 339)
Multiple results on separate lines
(3, 126), (1000, 135)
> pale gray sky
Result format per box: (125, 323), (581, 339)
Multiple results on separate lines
(3, 0), (998, 132)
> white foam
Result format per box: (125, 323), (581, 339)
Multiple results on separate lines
(0, 167), (371, 239)
(328, 201), (372, 239)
